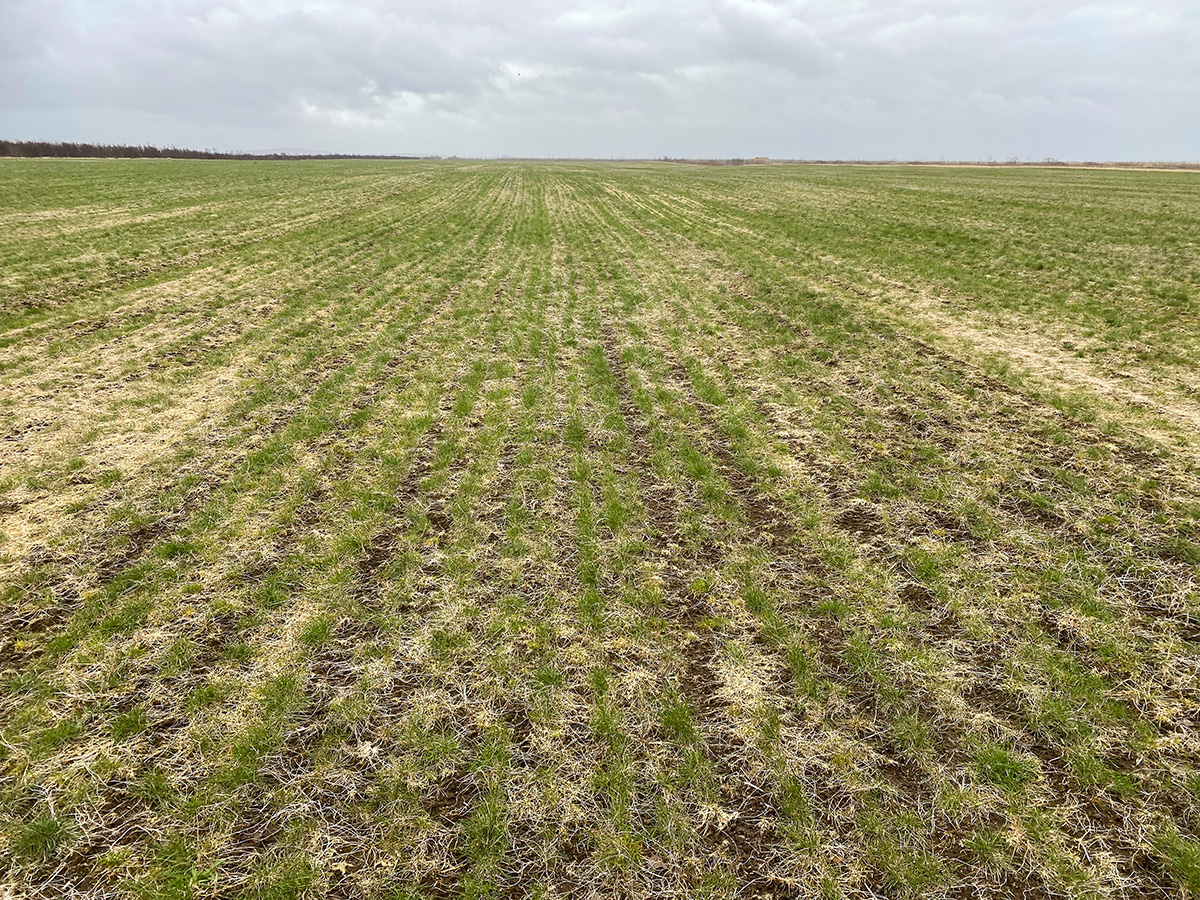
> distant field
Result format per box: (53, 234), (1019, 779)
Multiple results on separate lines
(2, 159), (1199, 899)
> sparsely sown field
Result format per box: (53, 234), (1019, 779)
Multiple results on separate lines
(2, 159), (1200, 899)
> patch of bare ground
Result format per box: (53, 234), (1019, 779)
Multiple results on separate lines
(599, 321), (808, 894)
(390, 288), (512, 587)
(649, 329), (1194, 892)
(746, 327), (1197, 682)
(0, 590), (73, 679)
(160, 386), (481, 896)
(651, 343), (996, 880)
(691, 283), (1200, 661)
(350, 412), (450, 610)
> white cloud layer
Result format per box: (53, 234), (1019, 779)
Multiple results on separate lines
(2, 0), (1197, 159)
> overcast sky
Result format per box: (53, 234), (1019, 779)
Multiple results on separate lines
(2, 0), (1197, 160)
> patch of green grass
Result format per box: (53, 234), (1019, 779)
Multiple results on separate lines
(659, 692), (696, 743)
(1155, 828), (1200, 893)
(110, 705), (150, 740)
(973, 745), (1037, 792)
(10, 813), (70, 862)
(299, 615), (333, 646)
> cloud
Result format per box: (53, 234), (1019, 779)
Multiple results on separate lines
(0, 0), (1197, 159)
(713, 0), (835, 76)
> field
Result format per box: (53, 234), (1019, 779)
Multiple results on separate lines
(2, 159), (1200, 899)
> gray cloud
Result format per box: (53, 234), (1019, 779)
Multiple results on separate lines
(1, 0), (1196, 159)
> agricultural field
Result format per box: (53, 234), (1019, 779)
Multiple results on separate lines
(2, 158), (1200, 899)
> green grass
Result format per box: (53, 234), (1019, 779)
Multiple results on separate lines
(0, 159), (1198, 897)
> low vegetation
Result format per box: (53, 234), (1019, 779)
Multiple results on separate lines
(1, 159), (1198, 898)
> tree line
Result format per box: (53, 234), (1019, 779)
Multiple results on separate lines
(0, 140), (422, 160)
